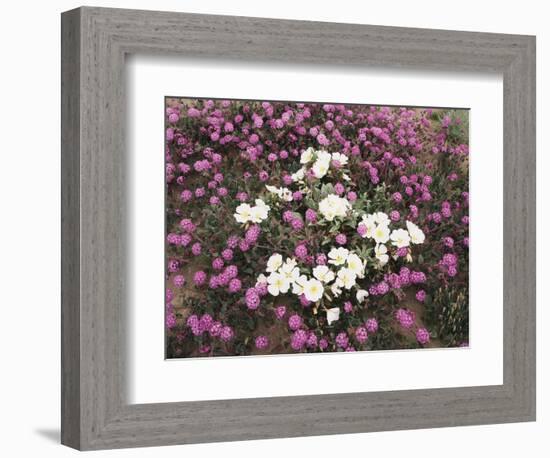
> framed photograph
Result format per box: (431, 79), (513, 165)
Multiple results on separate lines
(164, 97), (470, 360)
(61, 6), (536, 450)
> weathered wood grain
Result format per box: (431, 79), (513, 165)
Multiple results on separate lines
(61, 7), (81, 450)
(61, 6), (536, 450)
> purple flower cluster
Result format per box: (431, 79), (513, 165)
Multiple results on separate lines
(416, 328), (430, 345)
(244, 224), (261, 245)
(291, 330), (309, 350)
(255, 335), (269, 350)
(245, 287), (260, 310)
(335, 332), (350, 349)
(395, 308), (416, 329)
(288, 314), (303, 331)
(438, 252), (459, 277)
(365, 318), (379, 334)
(355, 326), (368, 344)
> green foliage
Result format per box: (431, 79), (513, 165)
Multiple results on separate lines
(424, 286), (469, 346)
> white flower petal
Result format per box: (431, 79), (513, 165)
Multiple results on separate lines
(326, 307), (340, 325)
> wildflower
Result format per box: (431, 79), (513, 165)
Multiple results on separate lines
(234, 203), (252, 224)
(303, 278), (324, 302)
(275, 305), (286, 320)
(228, 278), (242, 293)
(406, 220), (425, 244)
(335, 332), (349, 348)
(191, 242), (202, 256)
(291, 275), (308, 295)
(243, 288), (261, 310)
(294, 244), (308, 259)
(395, 308), (415, 329)
(267, 272), (290, 296)
(410, 271), (427, 284)
(300, 147), (314, 164)
(326, 307), (340, 325)
(221, 248), (234, 261)
(366, 318), (378, 333)
(335, 233), (347, 245)
(336, 268), (356, 290)
(331, 152), (348, 166)
(220, 326), (234, 342)
(212, 258), (224, 270)
(355, 326), (368, 343)
(173, 275), (185, 288)
(416, 328), (430, 345)
(318, 194), (351, 221)
(346, 253), (365, 278)
(255, 335), (269, 350)
(390, 229), (411, 248)
(305, 208), (317, 223)
(193, 270), (207, 286)
(291, 330), (308, 350)
(288, 314), (303, 331)
(356, 289), (369, 303)
(328, 247), (349, 266)
(315, 253), (328, 265)
(375, 244), (389, 265)
(312, 265), (335, 283)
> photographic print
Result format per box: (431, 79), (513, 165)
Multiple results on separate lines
(165, 98), (469, 358)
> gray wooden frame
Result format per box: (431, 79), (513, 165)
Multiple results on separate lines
(61, 6), (536, 451)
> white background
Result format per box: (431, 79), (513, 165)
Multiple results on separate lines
(129, 57), (503, 403)
(0, 1), (547, 457)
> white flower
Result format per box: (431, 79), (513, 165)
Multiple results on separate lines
(255, 198), (270, 213)
(281, 189), (293, 202)
(373, 212), (390, 225)
(406, 220), (425, 244)
(326, 307), (340, 325)
(266, 253), (283, 273)
(372, 223), (390, 244)
(265, 184), (279, 194)
(360, 214), (377, 238)
(328, 247), (350, 266)
(312, 265), (335, 283)
(282, 265), (300, 283)
(390, 228), (411, 248)
(234, 203), (252, 224)
(300, 147), (315, 164)
(256, 273), (268, 285)
(266, 185), (293, 202)
(356, 289), (369, 303)
(244, 199), (269, 223)
(279, 258), (300, 283)
(331, 152), (349, 166)
(318, 194), (351, 221)
(280, 257), (297, 273)
(291, 167), (306, 182)
(267, 272), (290, 296)
(312, 159), (330, 179)
(346, 253), (365, 278)
(375, 243), (389, 265)
(316, 150), (332, 164)
(249, 207), (265, 223)
(303, 278), (324, 302)
(337, 267), (357, 290)
(331, 282), (343, 297)
(292, 275), (308, 295)
(342, 173), (351, 182)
